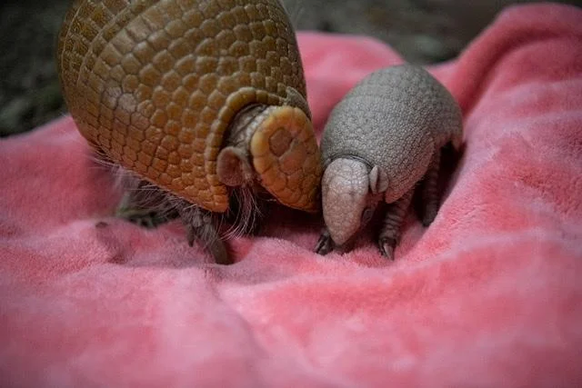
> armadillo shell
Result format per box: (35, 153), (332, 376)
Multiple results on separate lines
(57, 0), (308, 213)
(320, 65), (463, 200)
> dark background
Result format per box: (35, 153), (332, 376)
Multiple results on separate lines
(1, 0), (580, 137)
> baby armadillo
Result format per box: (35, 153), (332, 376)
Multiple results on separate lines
(314, 64), (463, 259)
(57, 0), (322, 264)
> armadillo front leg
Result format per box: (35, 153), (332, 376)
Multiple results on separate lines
(378, 188), (414, 260)
(115, 177), (177, 228)
(178, 205), (230, 265)
(420, 149), (442, 226)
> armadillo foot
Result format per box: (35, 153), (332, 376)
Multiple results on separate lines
(420, 149), (442, 226)
(178, 205), (230, 265)
(315, 229), (335, 255)
(377, 189), (414, 259)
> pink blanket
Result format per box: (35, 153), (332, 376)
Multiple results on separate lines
(1, 3), (581, 387)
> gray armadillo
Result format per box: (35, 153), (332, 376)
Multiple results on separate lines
(314, 64), (463, 259)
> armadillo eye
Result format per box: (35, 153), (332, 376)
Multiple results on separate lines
(361, 207), (374, 224)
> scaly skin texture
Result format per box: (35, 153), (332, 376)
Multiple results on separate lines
(315, 64), (463, 259)
(56, 0), (322, 264)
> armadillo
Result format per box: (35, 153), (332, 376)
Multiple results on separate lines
(314, 64), (463, 259)
(56, 0), (322, 264)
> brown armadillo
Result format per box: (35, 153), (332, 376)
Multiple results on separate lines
(314, 64), (463, 259)
(56, 0), (322, 264)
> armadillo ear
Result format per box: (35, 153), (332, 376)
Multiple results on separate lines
(369, 165), (389, 194)
(217, 146), (253, 187)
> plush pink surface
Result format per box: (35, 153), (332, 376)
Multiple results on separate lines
(1, 3), (582, 387)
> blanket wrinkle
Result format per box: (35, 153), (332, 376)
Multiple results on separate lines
(1, 2), (582, 388)
(446, 3), (582, 115)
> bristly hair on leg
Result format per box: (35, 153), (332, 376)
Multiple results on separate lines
(86, 148), (124, 175)
(221, 184), (264, 240)
(87, 148), (263, 246)
(100, 160), (180, 226)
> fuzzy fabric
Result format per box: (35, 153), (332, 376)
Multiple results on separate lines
(1, 3), (582, 387)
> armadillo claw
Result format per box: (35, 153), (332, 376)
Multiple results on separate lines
(185, 222), (231, 265)
(181, 207), (232, 265)
(422, 204), (438, 227)
(314, 229), (334, 255)
(250, 106), (322, 213)
(205, 237), (230, 266)
(378, 237), (396, 260)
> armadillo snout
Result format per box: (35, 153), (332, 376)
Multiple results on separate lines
(321, 158), (370, 245)
(250, 106), (322, 213)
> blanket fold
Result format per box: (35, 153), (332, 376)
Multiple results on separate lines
(1, 3), (581, 387)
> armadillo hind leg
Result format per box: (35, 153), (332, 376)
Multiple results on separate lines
(115, 178), (178, 228)
(177, 204), (230, 265)
(378, 189), (414, 260)
(419, 149), (442, 226)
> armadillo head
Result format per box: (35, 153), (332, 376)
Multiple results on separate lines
(216, 104), (322, 213)
(321, 158), (388, 248)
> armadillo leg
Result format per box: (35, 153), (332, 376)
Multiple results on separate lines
(378, 189), (414, 260)
(178, 205), (230, 265)
(315, 228), (335, 255)
(420, 149), (442, 226)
